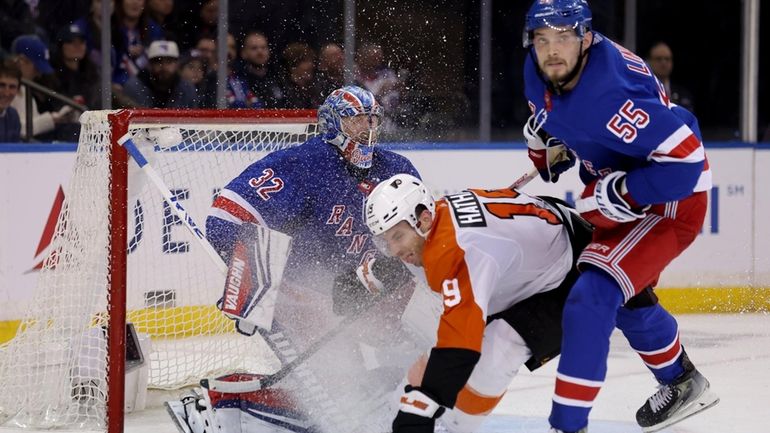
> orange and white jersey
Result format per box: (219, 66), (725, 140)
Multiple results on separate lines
(422, 188), (572, 353)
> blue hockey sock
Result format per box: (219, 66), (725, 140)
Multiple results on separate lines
(617, 303), (685, 383)
(549, 268), (623, 432)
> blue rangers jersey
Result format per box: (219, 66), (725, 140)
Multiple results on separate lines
(524, 32), (711, 205)
(206, 135), (420, 289)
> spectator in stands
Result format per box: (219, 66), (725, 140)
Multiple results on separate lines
(198, 33), (237, 74)
(315, 42), (344, 103)
(355, 42), (404, 132)
(9, 35), (75, 140)
(0, 62), (22, 142)
(200, 33), (259, 109)
(282, 42), (314, 69)
(73, 0), (114, 76)
(177, 0), (218, 50)
(234, 31), (283, 107)
(111, 0), (164, 85)
(0, 0), (37, 52)
(280, 42), (316, 108)
(647, 41), (695, 114)
(123, 40), (197, 108)
(52, 24), (102, 110)
(179, 50), (206, 94)
(198, 0), (219, 38)
(195, 37), (217, 71)
(146, 0), (177, 40)
(37, 0), (91, 42)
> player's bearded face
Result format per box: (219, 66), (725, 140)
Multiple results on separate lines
(376, 221), (425, 267)
(532, 28), (584, 84)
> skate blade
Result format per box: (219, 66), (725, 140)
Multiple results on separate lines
(641, 389), (720, 433)
(165, 400), (193, 433)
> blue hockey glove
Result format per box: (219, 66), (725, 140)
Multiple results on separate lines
(524, 114), (577, 183)
(576, 171), (649, 229)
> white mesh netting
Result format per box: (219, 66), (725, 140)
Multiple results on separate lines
(0, 110), (318, 430)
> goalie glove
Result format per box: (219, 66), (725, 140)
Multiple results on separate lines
(524, 113), (577, 183)
(332, 255), (412, 316)
(575, 171), (650, 229)
(392, 385), (445, 433)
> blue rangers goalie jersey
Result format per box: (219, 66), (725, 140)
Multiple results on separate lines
(206, 135), (419, 289)
(524, 32), (712, 206)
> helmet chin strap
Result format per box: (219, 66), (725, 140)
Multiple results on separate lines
(413, 216), (431, 239)
(414, 225), (428, 239)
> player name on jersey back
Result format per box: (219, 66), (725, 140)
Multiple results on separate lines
(447, 191), (487, 228)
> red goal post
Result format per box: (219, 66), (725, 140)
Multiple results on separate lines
(0, 109), (318, 433)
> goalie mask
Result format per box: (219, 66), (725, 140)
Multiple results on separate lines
(318, 85), (383, 169)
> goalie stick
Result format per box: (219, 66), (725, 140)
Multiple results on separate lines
(118, 133), (229, 275)
(119, 133), (347, 430)
(198, 165), (547, 395)
(119, 133), (291, 339)
(199, 279), (416, 393)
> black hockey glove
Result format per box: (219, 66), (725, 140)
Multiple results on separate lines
(332, 255), (412, 316)
(392, 385), (445, 433)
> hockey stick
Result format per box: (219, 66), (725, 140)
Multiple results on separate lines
(119, 132), (390, 405)
(509, 167), (539, 190)
(120, 134), (294, 329)
(200, 279), (416, 393)
(198, 167), (544, 393)
(118, 133), (229, 275)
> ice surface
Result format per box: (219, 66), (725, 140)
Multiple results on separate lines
(2, 313), (763, 433)
(134, 313), (770, 433)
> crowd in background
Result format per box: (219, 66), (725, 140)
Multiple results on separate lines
(0, 0), (412, 142)
(0, 0), (766, 143)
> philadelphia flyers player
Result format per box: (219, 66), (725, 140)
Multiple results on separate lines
(365, 174), (592, 433)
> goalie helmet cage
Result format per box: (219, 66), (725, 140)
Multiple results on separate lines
(0, 109), (318, 433)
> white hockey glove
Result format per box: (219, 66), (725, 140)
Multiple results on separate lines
(332, 256), (411, 316)
(576, 171), (650, 229)
(524, 114), (577, 183)
(392, 385), (445, 433)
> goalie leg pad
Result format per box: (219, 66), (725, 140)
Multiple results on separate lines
(167, 374), (315, 433)
(207, 374), (313, 432)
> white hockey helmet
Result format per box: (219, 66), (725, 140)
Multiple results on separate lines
(365, 174), (435, 236)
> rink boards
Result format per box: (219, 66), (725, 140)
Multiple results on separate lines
(0, 142), (768, 338)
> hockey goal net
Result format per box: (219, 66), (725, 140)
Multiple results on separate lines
(0, 109), (318, 432)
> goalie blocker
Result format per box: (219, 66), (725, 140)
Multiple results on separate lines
(217, 223), (293, 335)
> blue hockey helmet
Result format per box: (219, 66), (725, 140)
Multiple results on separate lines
(523, 0), (593, 48)
(318, 85), (383, 169)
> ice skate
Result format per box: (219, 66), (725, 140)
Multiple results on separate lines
(636, 355), (719, 432)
